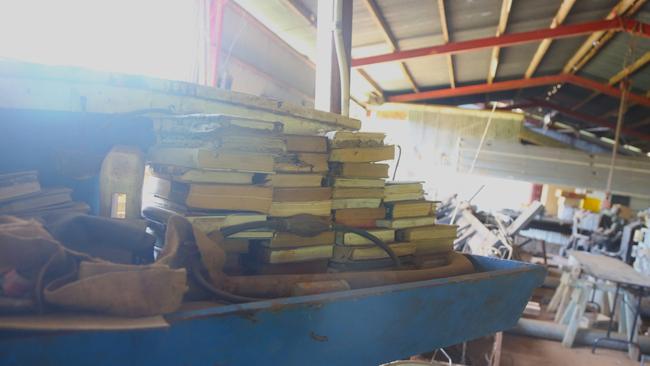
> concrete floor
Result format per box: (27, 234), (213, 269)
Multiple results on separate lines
(497, 334), (638, 366)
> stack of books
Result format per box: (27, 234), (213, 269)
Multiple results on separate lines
(327, 132), (404, 270)
(146, 115), (279, 274)
(0, 170), (89, 218)
(378, 182), (457, 268)
(246, 134), (334, 274)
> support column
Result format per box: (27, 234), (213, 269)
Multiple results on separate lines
(315, 0), (352, 114)
(209, 0), (228, 87)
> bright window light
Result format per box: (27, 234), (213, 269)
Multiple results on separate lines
(0, 0), (207, 83)
(600, 137), (615, 144)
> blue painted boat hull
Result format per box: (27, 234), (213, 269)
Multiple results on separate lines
(0, 255), (545, 366)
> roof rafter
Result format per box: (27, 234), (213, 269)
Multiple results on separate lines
(562, 0), (646, 74)
(388, 73), (650, 108)
(352, 17), (649, 67)
(436, 0), (456, 88)
(525, 0), (576, 78)
(572, 51), (650, 111)
(356, 68), (384, 98)
(362, 0), (419, 91)
(487, 0), (512, 83)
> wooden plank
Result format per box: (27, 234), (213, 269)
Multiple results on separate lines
(437, 0), (456, 87)
(525, 0), (576, 78)
(570, 251), (650, 288)
(487, 0), (513, 83)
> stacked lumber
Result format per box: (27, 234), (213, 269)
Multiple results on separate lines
(328, 132), (402, 270)
(378, 181), (457, 268)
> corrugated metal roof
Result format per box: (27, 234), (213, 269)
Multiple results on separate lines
(234, 0), (650, 141)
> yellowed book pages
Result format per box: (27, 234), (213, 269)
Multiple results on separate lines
(263, 231), (335, 248)
(266, 174), (324, 188)
(335, 229), (395, 246)
(413, 238), (454, 255)
(154, 167), (254, 184)
(332, 242), (415, 261)
(269, 200), (332, 217)
(383, 191), (425, 203)
(328, 131), (385, 148)
(258, 245), (334, 264)
(330, 162), (389, 178)
(186, 213), (266, 233)
(285, 135), (328, 153)
(384, 181), (424, 194)
(329, 146), (395, 163)
(397, 225), (458, 241)
(331, 178), (385, 188)
(332, 198), (382, 209)
(332, 187), (384, 199)
(274, 153), (329, 173)
(149, 147), (274, 173)
(376, 216), (436, 229)
(386, 200), (435, 218)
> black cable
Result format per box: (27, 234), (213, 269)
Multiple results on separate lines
(392, 144), (402, 181)
(333, 223), (402, 268)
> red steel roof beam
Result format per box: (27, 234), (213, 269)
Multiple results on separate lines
(388, 74), (650, 108)
(352, 17), (649, 67)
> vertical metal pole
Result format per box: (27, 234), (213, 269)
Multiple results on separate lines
(315, 0), (352, 114)
(209, 0), (228, 87)
(604, 81), (628, 205)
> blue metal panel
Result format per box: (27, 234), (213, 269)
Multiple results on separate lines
(0, 256), (545, 366)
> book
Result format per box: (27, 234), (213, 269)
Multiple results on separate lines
(334, 207), (387, 228)
(273, 187), (332, 202)
(285, 135), (328, 153)
(332, 187), (385, 199)
(329, 146), (395, 163)
(186, 213), (270, 238)
(0, 171), (41, 202)
(274, 153), (329, 173)
(329, 177), (385, 188)
(252, 244), (334, 264)
(385, 200), (435, 219)
(413, 238), (455, 255)
(327, 131), (385, 148)
(396, 224), (458, 241)
(269, 200), (332, 217)
(259, 231), (335, 248)
(332, 198), (382, 210)
(0, 188), (71, 215)
(332, 242), (415, 261)
(151, 165), (256, 184)
(376, 216), (437, 229)
(384, 192), (425, 202)
(335, 228), (395, 246)
(384, 181), (424, 194)
(266, 173), (324, 188)
(212, 133), (286, 154)
(334, 207), (386, 221)
(154, 114), (281, 136)
(152, 177), (273, 213)
(329, 162), (389, 178)
(148, 147), (274, 173)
